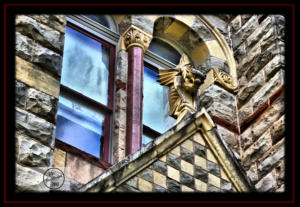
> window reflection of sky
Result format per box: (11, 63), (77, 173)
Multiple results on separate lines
(61, 26), (110, 105)
(143, 66), (176, 134)
(56, 95), (104, 158)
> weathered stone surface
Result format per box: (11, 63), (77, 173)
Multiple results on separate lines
(29, 15), (66, 34)
(166, 178), (181, 192)
(263, 55), (285, 81)
(125, 176), (138, 188)
(232, 15), (258, 49)
(16, 135), (53, 167)
(153, 160), (167, 174)
(138, 177), (153, 192)
(191, 17), (215, 41)
(180, 171), (194, 189)
(16, 32), (63, 76)
(52, 148), (66, 172)
(246, 163), (258, 183)
(207, 183), (221, 192)
(229, 15), (241, 33)
(16, 56), (60, 98)
(202, 15), (228, 35)
(25, 88), (58, 123)
(207, 161), (220, 177)
(114, 184), (140, 192)
(64, 153), (104, 184)
(119, 15), (153, 35)
(257, 145), (284, 179)
(255, 171), (276, 192)
(15, 80), (27, 108)
(252, 96), (285, 141)
(237, 43), (261, 78)
(16, 15), (64, 53)
(194, 142), (206, 158)
(245, 43), (282, 81)
(16, 107), (55, 147)
(167, 153), (181, 170)
(221, 180), (233, 192)
(217, 125), (239, 152)
(245, 16), (272, 49)
(273, 15), (285, 39)
(240, 15), (253, 25)
(153, 184), (167, 192)
(206, 102), (237, 125)
(275, 160), (285, 187)
(238, 101), (253, 125)
(270, 115), (285, 145)
(237, 71), (264, 108)
(16, 164), (49, 192)
(194, 166), (208, 183)
(198, 84), (236, 109)
(242, 131), (272, 170)
(234, 43), (246, 64)
(260, 28), (275, 52)
(116, 50), (128, 83)
(179, 30), (202, 52)
(180, 147), (194, 164)
(199, 56), (229, 74)
(252, 70), (283, 111)
(139, 168), (153, 183)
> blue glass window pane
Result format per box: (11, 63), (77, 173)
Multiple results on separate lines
(148, 38), (181, 65)
(61, 26), (110, 105)
(55, 95), (105, 158)
(143, 66), (176, 133)
(142, 135), (152, 147)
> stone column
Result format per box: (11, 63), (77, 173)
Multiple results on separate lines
(122, 25), (152, 155)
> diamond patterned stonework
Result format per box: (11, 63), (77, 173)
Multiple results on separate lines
(116, 132), (237, 192)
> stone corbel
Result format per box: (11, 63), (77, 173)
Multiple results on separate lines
(120, 25), (153, 53)
(199, 68), (238, 95)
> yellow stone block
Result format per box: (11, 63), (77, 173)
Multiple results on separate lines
(182, 185), (194, 192)
(159, 155), (166, 162)
(181, 139), (193, 152)
(208, 173), (221, 188)
(220, 168), (230, 182)
(191, 43), (209, 66)
(207, 149), (218, 164)
(164, 21), (189, 40)
(181, 160), (194, 176)
(194, 155), (207, 170)
(138, 177), (153, 192)
(206, 40), (227, 61)
(52, 148), (66, 172)
(174, 15), (195, 27)
(193, 133), (206, 146)
(195, 179), (207, 192)
(153, 171), (167, 189)
(170, 146), (180, 156)
(15, 56), (60, 98)
(167, 166), (180, 182)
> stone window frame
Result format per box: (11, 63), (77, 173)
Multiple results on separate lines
(55, 15), (117, 166)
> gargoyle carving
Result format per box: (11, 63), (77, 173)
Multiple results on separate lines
(157, 54), (206, 125)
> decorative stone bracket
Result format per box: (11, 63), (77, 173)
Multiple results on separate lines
(199, 68), (238, 95)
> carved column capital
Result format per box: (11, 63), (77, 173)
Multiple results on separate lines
(122, 25), (152, 53)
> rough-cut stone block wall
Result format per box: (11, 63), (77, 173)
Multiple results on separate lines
(114, 133), (236, 192)
(229, 15), (285, 192)
(15, 15), (66, 191)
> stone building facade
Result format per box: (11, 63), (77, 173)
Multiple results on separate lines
(15, 14), (285, 193)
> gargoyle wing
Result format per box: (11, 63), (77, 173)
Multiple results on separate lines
(157, 69), (179, 86)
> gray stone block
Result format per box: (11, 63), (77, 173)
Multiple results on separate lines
(16, 135), (53, 167)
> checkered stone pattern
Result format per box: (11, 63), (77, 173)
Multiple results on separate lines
(120, 133), (237, 192)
